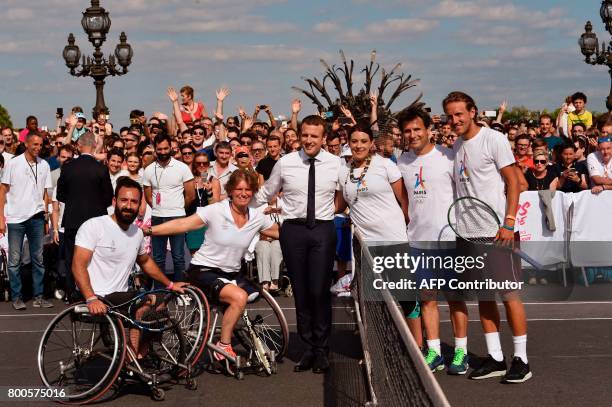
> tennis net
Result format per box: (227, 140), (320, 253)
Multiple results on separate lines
(351, 232), (450, 407)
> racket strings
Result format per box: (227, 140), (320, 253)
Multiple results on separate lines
(448, 198), (500, 241)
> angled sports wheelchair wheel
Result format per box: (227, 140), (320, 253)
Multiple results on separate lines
(38, 304), (126, 404)
(165, 286), (210, 367)
(246, 288), (289, 361)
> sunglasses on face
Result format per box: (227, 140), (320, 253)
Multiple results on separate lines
(251, 148), (265, 153)
(181, 151), (193, 155)
(143, 152), (153, 156)
(534, 159), (547, 164)
(193, 131), (205, 135)
(517, 144), (530, 148)
(54, 142), (63, 146)
(196, 161), (210, 166)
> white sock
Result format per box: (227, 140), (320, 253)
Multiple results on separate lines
(484, 332), (504, 362)
(513, 335), (528, 364)
(426, 339), (441, 355)
(454, 337), (467, 353)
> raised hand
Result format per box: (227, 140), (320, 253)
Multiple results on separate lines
(243, 115), (254, 131)
(291, 99), (301, 114)
(369, 90), (379, 107)
(499, 99), (508, 113)
(167, 87), (179, 103)
(216, 87), (230, 101)
(238, 106), (246, 118)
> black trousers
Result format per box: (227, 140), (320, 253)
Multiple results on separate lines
(63, 228), (79, 300)
(279, 221), (336, 353)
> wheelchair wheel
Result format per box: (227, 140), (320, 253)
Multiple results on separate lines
(165, 286), (210, 367)
(246, 288), (289, 361)
(38, 304), (126, 404)
(145, 321), (186, 376)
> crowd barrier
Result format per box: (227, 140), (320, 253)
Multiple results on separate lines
(516, 190), (612, 285)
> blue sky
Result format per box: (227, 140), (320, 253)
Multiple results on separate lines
(0, 0), (608, 128)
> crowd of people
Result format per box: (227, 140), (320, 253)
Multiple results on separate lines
(1, 84), (611, 381)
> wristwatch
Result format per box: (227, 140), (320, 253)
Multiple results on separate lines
(144, 226), (153, 236)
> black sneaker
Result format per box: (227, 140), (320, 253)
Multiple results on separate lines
(468, 354), (507, 380)
(502, 356), (532, 383)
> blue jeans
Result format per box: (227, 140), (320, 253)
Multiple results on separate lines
(7, 213), (46, 300)
(151, 216), (185, 281)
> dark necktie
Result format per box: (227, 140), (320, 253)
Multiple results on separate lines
(307, 158), (316, 229)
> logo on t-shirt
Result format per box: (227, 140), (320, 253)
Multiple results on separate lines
(458, 155), (470, 184)
(413, 166), (427, 196)
(356, 179), (368, 193)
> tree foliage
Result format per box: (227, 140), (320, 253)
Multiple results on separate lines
(0, 104), (13, 129)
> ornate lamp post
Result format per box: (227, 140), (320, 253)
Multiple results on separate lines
(62, 0), (133, 115)
(579, 0), (612, 111)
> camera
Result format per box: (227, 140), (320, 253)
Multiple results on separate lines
(56, 107), (63, 117)
(259, 105), (267, 110)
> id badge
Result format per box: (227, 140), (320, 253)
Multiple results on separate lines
(156, 192), (161, 205)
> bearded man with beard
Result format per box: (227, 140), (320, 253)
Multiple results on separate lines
(72, 177), (188, 354)
(143, 134), (195, 283)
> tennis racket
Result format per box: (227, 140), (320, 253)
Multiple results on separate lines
(447, 196), (543, 270)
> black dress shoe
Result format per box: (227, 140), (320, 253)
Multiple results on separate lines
(294, 350), (315, 372)
(312, 352), (330, 374)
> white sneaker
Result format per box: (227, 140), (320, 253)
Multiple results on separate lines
(528, 277), (537, 285)
(332, 274), (352, 296)
(54, 289), (65, 300)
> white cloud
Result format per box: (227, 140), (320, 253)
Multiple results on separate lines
(314, 18), (438, 43)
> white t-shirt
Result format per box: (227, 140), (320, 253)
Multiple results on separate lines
(2, 151), (14, 162)
(586, 151), (612, 179)
(109, 169), (129, 191)
(52, 187), (65, 233)
(1, 154), (52, 224)
(209, 161), (237, 195)
(398, 145), (455, 244)
(75, 215), (146, 296)
(142, 158), (194, 217)
(338, 155), (407, 242)
(453, 127), (515, 222)
(191, 200), (275, 273)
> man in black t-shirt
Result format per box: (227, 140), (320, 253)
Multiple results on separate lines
(256, 136), (281, 181)
(554, 141), (588, 193)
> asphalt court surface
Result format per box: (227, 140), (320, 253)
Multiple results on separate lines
(0, 283), (611, 406)
(0, 295), (359, 407)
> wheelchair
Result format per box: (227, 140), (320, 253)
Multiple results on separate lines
(0, 248), (8, 302)
(185, 279), (289, 379)
(38, 289), (197, 404)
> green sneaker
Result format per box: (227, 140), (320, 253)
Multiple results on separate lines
(447, 348), (469, 375)
(424, 349), (445, 372)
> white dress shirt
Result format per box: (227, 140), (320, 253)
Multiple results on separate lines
(255, 149), (341, 221)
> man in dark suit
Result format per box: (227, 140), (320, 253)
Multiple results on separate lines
(57, 131), (113, 302)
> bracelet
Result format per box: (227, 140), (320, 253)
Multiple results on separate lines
(502, 224), (515, 232)
(505, 215), (516, 221)
(166, 282), (174, 290)
(86, 296), (98, 304)
(144, 226), (153, 236)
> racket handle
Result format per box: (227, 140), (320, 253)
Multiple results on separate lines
(512, 248), (543, 271)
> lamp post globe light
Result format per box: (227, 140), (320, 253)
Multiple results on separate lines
(62, 0), (133, 116)
(579, 0), (612, 111)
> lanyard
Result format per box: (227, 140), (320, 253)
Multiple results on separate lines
(154, 162), (167, 189)
(27, 159), (38, 186)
